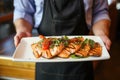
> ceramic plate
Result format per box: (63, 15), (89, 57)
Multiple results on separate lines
(13, 36), (110, 62)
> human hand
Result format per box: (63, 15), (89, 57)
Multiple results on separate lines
(14, 32), (32, 47)
(98, 35), (111, 51)
(92, 19), (111, 51)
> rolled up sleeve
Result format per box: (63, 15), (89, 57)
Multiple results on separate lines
(93, 0), (111, 24)
(13, 0), (35, 26)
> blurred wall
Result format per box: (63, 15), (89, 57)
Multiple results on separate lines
(0, 0), (15, 39)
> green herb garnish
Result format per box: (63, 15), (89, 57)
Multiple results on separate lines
(81, 39), (89, 48)
(70, 54), (83, 59)
(89, 39), (95, 48)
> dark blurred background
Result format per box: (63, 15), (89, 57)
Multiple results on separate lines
(0, 0), (15, 39)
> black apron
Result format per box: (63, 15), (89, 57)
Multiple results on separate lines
(36, 0), (94, 80)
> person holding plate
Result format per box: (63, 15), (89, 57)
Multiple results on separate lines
(13, 0), (111, 80)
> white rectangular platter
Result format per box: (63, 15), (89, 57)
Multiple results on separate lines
(13, 36), (110, 62)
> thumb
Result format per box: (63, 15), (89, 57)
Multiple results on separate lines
(26, 32), (32, 37)
(14, 35), (20, 47)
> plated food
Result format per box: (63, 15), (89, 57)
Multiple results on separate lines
(31, 35), (102, 59)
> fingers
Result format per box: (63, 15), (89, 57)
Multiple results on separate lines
(14, 35), (20, 47)
(105, 37), (111, 50)
(100, 35), (111, 51)
(14, 32), (32, 47)
(26, 32), (32, 37)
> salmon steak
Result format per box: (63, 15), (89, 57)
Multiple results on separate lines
(31, 35), (102, 59)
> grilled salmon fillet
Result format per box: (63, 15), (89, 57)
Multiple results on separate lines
(58, 37), (84, 58)
(75, 43), (91, 57)
(31, 36), (65, 59)
(89, 43), (102, 57)
(31, 43), (42, 58)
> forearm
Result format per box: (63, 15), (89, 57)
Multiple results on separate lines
(92, 19), (111, 37)
(14, 18), (33, 33)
